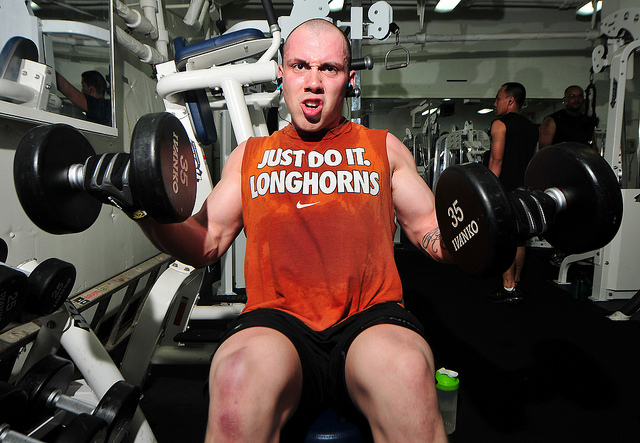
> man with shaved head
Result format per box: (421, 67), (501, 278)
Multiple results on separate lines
(137, 19), (450, 442)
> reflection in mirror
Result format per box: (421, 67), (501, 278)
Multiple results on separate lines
(0, 0), (113, 130)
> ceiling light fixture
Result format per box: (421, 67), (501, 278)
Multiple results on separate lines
(576, 1), (602, 16)
(477, 108), (493, 114)
(435, 0), (462, 13)
(328, 0), (344, 12)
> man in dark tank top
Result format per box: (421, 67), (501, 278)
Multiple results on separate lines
(487, 82), (538, 304)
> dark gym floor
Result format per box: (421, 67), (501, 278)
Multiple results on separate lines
(138, 247), (640, 442)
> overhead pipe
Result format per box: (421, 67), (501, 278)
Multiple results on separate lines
(139, 0), (160, 39)
(115, 26), (166, 64)
(364, 29), (602, 45)
(183, 0), (206, 27)
(154, 0), (170, 59)
(114, 0), (158, 39)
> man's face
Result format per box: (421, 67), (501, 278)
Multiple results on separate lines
(81, 80), (91, 95)
(564, 87), (584, 113)
(493, 86), (512, 117)
(279, 24), (355, 135)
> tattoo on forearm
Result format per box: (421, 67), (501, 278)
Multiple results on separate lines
(422, 228), (447, 256)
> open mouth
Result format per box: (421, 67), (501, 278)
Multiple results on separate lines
(302, 99), (322, 117)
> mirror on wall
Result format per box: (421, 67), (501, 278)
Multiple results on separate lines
(0, 0), (115, 134)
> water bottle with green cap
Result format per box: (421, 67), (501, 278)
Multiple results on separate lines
(436, 367), (459, 434)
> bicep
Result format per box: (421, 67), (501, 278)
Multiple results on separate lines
(194, 144), (245, 258)
(538, 117), (555, 149)
(489, 121), (506, 176)
(388, 134), (449, 262)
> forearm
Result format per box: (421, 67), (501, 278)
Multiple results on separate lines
(420, 227), (453, 263)
(401, 221), (452, 264)
(137, 216), (231, 268)
(488, 157), (502, 177)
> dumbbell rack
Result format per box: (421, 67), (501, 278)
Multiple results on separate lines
(0, 253), (173, 441)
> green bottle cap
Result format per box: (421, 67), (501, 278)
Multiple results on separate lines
(436, 368), (459, 391)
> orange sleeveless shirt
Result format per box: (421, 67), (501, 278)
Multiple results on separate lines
(240, 122), (403, 330)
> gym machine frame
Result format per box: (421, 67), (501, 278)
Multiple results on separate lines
(556, 8), (640, 301)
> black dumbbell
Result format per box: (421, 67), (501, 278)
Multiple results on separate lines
(0, 381), (28, 432)
(1, 413), (107, 443)
(0, 265), (28, 331)
(0, 240), (76, 318)
(13, 112), (197, 235)
(434, 142), (623, 277)
(18, 355), (140, 443)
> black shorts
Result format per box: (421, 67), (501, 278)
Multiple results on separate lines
(216, 302), (425, 435)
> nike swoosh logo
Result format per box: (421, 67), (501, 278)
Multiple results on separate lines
(296, 201), (320, 209)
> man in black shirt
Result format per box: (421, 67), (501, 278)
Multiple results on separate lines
(539, 85), (597, 149)
(487, 82), (538, 303)
(56, 70), (111, 126)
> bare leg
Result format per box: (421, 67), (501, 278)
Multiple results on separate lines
(344, 324), (447, 443)
(205, 327), (303, 443)
(514, 245), (526, 283)
(503, 246), (525, 288)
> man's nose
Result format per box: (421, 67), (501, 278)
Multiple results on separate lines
(305, 68), (322, 90)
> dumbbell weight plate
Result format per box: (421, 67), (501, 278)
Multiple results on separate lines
(435, 162), (518, 277)
(0, 381), (29, 432)
(0, 267), (28, 330)
(13, 124), (102, 234)
(18, 354), (74, 426)
(56, 413), (108, 443)
(93, 381), (140, 443)
(129, 112), (197, 223)
(524, 142), (623, 254)
(0, 238), (7, 263)
(23, 258), (77, 316)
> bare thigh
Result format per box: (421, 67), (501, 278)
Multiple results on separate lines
(206, 327), (304, 442)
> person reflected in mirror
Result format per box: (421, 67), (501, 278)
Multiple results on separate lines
(539, 85), (598, 150)
(539, 85), (598, 266)
(55, 70), (111, 126)
(487, 82), (538, 304)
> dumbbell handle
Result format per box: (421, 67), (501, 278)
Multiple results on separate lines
(67, 153), (131, 193)
(0, 259), (40, 277)
(67, 154), (138, 215)
(0, 424), (43, 443)
(46, 389), (95, 416)
(544, 187), (567, 212)
(508, 186), (567, 240)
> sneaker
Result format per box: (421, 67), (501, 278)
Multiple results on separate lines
(488, 284), (523, 304)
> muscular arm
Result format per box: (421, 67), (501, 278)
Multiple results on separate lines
(488, 119), (506, 177)
(137, 142), (245, 268)
(56, 72), (88, 112)
(538, 116), (556, 149)
(388, 133), (452, 263)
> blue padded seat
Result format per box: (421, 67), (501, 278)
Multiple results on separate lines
(173, 29), (269, 145)
(0, 36), (38, 81)
(175, 28), (266, 71)
(304, 408), (365, 443)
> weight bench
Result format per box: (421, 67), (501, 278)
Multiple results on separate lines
(172, 28), (273, 145)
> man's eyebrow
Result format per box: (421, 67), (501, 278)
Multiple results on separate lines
(286, 58), (346, 69)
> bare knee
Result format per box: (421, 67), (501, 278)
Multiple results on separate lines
(345, 325), (446, 442)
(206, 329), (303, 441)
